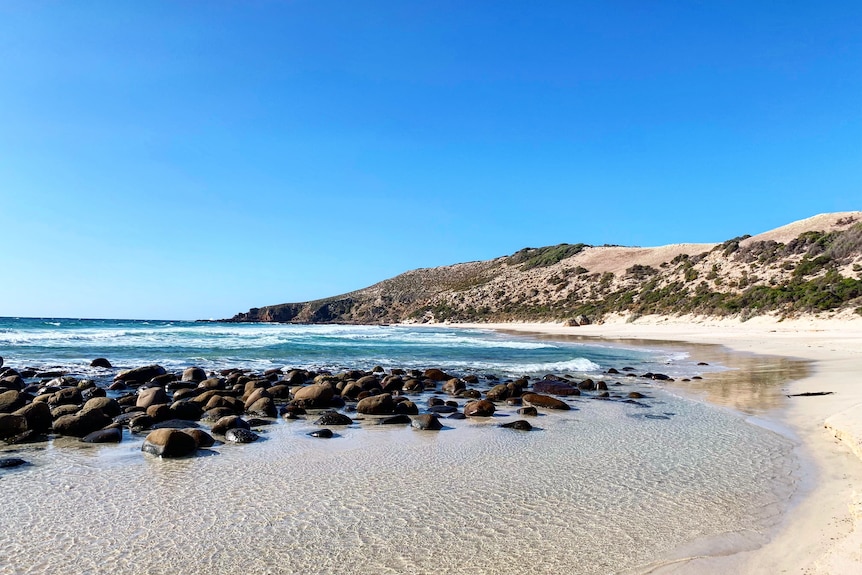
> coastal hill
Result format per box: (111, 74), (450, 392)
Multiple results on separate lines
(225, 212), (862, 325)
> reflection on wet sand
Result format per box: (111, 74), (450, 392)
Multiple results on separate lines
(498, 330), (811, 415)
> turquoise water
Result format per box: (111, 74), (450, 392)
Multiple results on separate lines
(0, 317), (680, 378)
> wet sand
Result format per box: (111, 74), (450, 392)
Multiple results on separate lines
(459, 315), (862, 573)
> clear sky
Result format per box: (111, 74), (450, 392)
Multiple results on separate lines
(1, 1), (860, 320)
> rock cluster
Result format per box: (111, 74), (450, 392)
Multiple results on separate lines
(0, 359), (676, 463)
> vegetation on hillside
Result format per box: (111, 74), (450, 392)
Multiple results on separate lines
(226, 217), (862, 324)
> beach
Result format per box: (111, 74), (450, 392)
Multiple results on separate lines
(458, 314), (862, 573)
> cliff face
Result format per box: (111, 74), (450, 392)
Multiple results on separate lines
(224, 212), (862, 324)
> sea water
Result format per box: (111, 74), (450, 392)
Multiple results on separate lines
(0, 318), (797, 574)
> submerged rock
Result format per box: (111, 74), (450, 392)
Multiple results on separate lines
(411, 414), (443, 430)
(500, 420), (532, 431)
(308, 428), (333, 438)
(225, 428), (259, 443)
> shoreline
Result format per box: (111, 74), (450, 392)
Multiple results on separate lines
(451, 315), (862, 573)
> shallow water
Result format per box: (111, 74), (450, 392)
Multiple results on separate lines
(0, 320), (798, 574)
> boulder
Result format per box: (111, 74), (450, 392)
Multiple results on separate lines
(411, 414), (443, 430)
(141, 429), (198, 457)
(442, 378), (465, 395)
(243, 387), (272, 410)
(308, 428), (333, 439)
(115, 365), (166, 384)
(225, 428), (259, 443)
(378, 414), (411, 425)
(14, 401), (52, 432)
(0, 375), (24, 392)
(0, 413), (28, 438)
(82, 427), (123, 443)
(211, 415), (250, 435)
(0, 457), (28, 469)
(464, 400), (496, 417)
(500, 420), (533, 431)
(169, 400), (203, 421)
(314, 411), (353, 426)
(246, 397), (277, 418)
(181, 367), (208, 383)
(394, 400), (419, 415)
(521, 393), (571, 411)
(423, 368), (451, 382)
(90, 358), (112, 368)
(0, 390), (27, 413)
(48, 387), (83, 407)
(184, 428), (215, 448)
(356, 393), (396, 415)
(292, 384), (334, 408)
(136, 387), (169, 409)
(83, 397), (121, 418)
(53, 409), (113, 437)
(533, 380), (580, 396)
(485, 384), (510, 402)
(517, 406), (538, 417)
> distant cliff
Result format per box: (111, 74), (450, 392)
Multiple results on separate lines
(223, 212), (862, 325)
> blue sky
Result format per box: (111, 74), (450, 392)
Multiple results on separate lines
(1, 1), (859, 320)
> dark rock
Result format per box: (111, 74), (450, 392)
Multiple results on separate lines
(151, 419), (199, 430)
(136, 387), (169, 409)
(577, 379), (596, 391)
(246, 397), (278, 418)
(202, 407), (237, 422)
(378, 414), (411, 425)
(292, 384), (334, 408)
(48, 387), (83, 407)
(51, 404), (80, 419)
(0, 457), (28, 469)
(83, 397), (121, 418)
(356, 393), (395, 415)
(82, 427), (122, 443)
(280, 405), (306, 419)
(169, 400), (203, 421)
(628, 392), (646, 399)
(411, 414), (443, 430)
(116, 365), (166, 384)
(90, 358), (112, 368)
(141, 429), (198, 457)
(607, 368), (620, 375)
(314, 411), (353, 426)
(534, 380), (580, 396)
(53, 409), (112, 437)
(464, 399), (495, 417)
(211, 415), (250, 435)
(14, 402), (52, 433)
(423, 368), (451, 382)
(308, 428), (333, 438)
(521, 393), (571, 410)
(182, 367), (208, 383)
(442, 378), (465, 395)
(517, 406), (538, 417)
(428, 404), (457, 414)
(225, 428), (259, 443)
(394, 400), (419, 415)
(500, 420), (532, 431)
(447, 412), (466, 420)
(184, 428), (215, 448)
(0, 413), (28, 438)
(485, 384), (510, 401)
(0, 390), (27, 413)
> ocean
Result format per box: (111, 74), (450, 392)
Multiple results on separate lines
(0, 318), (797, 574)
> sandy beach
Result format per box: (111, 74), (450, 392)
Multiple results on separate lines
(456, 314), (862, 573)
